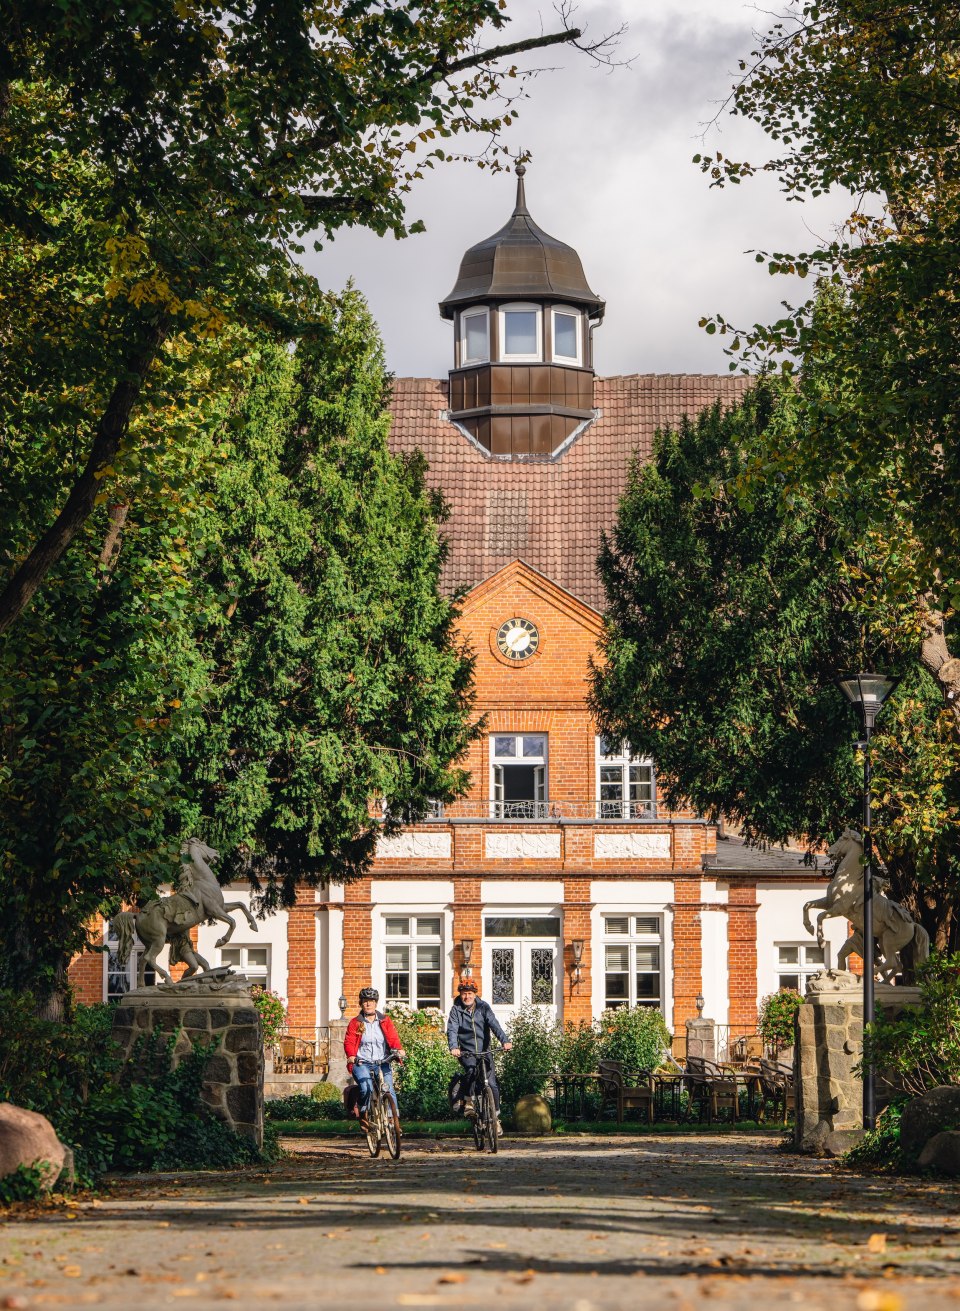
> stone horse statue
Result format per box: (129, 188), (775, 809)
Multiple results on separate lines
(802, 828), (929, 983)
(113, 837), (259, 987)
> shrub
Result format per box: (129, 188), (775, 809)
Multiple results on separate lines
(264, 1094), (319, 1121)
(0, 1163), (47, 1204)
(598, 1006), (670, 1070)
(863, 952), (960, 1099)
(498, 1004), (558, 1113)
(251, 988), (287, 1044)
(310, 1080), (343, 1103)
(843, 1102), (905, 1172)
(556, 1019), (599, 1074)
(758, 989), (803, 1048)
(393, 1024), (459, 1120)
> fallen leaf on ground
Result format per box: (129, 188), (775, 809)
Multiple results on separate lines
(437, 1273), (466, 1284)
(62, 1268), (82, 1278)
(867, 1234), (888, 1255)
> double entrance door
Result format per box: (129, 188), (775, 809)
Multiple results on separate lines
(482, 914), (561, 1026)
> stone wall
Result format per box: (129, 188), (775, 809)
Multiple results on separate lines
(112, 990), (264, 1148)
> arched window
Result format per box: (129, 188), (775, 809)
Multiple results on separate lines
(498, 302), (542, 362)
(459, 306), (489, 364)
(551, 305), (582, 365)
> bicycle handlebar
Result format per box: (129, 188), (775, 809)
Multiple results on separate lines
(353, 1050), (403, 1068)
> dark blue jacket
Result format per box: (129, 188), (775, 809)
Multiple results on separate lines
(446, 996), (507, 1056)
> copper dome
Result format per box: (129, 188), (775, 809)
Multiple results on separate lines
(439, 169), (605, 321)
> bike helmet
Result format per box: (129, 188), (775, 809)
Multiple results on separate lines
(359, 987), (380, 1002)
(458, 978), (478, 993)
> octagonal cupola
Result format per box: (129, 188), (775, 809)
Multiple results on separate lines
(440, 167), (604, 458)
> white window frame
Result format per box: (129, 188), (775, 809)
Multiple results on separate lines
(104, 918), (155, 1001)
(498, 301), (542, 362)
(219, 943), (271, 988)
(489, 733), (548, 819)
(602, 913), (664, 1011)
(459, 305), (490, 365)
(596, 736), (656, 819)
(551, 305), (582, 365)
(775, 941), (828, 993)
(381, 914), (444, 1012)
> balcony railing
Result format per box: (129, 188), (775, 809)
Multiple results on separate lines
(418, 798), (659, 821)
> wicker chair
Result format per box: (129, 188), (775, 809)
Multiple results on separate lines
(597, 1059), (656, 1124)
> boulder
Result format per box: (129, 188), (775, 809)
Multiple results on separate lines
(899, 1086), (960, 1160)
(512, 1094), (552, 1135)
(804, 1119), (864, 1158)
(0, 1103), (66, 1191)
(918, 1130), (960, 1176)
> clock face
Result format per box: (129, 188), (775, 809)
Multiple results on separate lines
(496, 617), (540, 661)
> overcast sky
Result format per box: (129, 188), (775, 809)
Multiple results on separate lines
(307, 0), (849, 379)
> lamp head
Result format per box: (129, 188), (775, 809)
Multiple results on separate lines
(838, 672), (898, 729)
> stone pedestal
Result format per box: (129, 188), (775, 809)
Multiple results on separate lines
(795, 974), (922, 1154)
(112, 986), (264, 1148)
(685, 1017), (716, 1063)
(327, 1020), (350, 1089)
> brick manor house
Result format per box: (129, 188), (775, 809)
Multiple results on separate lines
(70, 172), (845, 1047)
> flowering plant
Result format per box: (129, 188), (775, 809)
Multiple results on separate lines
(251, 987), (287, 1044)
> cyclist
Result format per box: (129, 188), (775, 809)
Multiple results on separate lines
(344, 987), (405, 1130)
(447, 977), (512, 1129)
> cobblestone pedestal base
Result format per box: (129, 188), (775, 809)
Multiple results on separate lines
(111, 990), (264, 1148)
(795, 979), (921, 1153)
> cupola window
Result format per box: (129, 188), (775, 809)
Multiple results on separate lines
(551, 306), (582, 365)
(499, 303), (542, 362)
(460, 307), (489, 364)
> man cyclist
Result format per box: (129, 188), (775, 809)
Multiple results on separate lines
(344, 987), (405, 1131)
(447, 977), (512, 1129)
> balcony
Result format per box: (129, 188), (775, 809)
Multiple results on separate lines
(420, 798), (659, 822)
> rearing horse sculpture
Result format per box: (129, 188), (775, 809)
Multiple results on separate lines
(113, 837), (258, 987)
(802, 828), (929, 983)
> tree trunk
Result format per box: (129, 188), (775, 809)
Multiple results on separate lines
(0, 318), (168, 638)
(920, 604), (960, 730)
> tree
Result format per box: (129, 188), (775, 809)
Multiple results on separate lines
(592, 382), (960, 950)
(694, 0), (960, 720)
(177, 290), (478, 908)
(0, 1), (614, 634)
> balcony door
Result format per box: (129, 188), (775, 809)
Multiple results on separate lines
(491, 733), (547, 819)
(483, 914), (561, 1025)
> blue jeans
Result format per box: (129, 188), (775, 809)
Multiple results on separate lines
(352, 1060), (396, 1114)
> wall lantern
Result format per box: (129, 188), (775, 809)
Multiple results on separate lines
(460, 938), (474, 977)
(571, 939), (585, 985)
(695, 993), (705, 1018)
(337, 994), (348, 1018)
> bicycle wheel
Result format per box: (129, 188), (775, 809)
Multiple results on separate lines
(384, 1093), (402, 1160)
(365, 1089), (382, 1158)
(483, 1087), (498, 1154)
(471, 1098), (485, 1150)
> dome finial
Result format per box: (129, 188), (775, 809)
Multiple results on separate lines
(514, 160), (528, 215)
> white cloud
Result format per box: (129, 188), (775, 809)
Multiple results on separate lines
(304, 0), (851, 378)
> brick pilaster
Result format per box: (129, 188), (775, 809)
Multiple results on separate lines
(286, 886), (319, 1032)
(727, 880), (759, 1032)
(341, 877), (373, 1010)
(563, 876), (593, 1025)
(452, 877), (483, 995)
(68, 919), (105, 1003)
(672, 877), (702, 1031)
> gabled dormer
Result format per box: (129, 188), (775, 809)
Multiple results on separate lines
(439, 167), (605, 458)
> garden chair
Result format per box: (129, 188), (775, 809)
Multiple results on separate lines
(684, 1056), (739, 1124)
(759, 1058), (795, 1124)
(597, 1059), (655, 1125)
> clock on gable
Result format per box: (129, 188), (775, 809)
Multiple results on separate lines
(496, 616), (540, 661)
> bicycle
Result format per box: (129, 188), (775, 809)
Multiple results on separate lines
(356, 1052), (402, 1160)
(468, 1050), (499, 1154)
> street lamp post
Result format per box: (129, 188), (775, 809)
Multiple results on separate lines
(838, 672), (898, 1131)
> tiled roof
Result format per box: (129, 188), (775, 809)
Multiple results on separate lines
(388, 373), (753, 611)
(703, 834), (827, 874)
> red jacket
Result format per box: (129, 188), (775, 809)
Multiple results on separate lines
(344, 1011), (402, 1071)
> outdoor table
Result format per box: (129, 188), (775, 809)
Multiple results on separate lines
(720, 1064), (764, 1121)
(653, 1071), (684, 1121)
